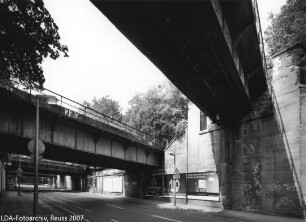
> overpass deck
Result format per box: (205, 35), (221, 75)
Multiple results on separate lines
(91, 0), (267, 123)
(0, 82), (163, 170)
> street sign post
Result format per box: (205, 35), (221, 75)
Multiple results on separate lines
(17, 167), (22, 195)
(173, 168), (180, 206)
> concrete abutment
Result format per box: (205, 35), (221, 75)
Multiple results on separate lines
(164, 47), (306, 217)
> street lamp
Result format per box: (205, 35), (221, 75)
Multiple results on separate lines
(169, 152), (177, 206)
(33, 94), (57, 216)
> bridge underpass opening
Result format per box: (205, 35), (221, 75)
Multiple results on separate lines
(91, 168), (152, 198)
(1, 151), (158, 198)
(4, 153), (92, 192)
(91, 168), (125, 195)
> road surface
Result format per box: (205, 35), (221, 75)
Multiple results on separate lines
(0, 191), (257, 222)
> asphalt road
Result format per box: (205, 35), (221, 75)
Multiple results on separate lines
(1, 191), (256, 222)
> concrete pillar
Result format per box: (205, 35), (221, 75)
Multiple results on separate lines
(0, 160), (2, 192)
(65, 176), (71, 190)
(80, 175), (88, 192)
(271, 47), (305, 215)
(57, 175), (67, 189)
(124, 170), (152, 198)
(61, 175), (66, 189)
(71, 175), (82, 191)
(52, 177), (55, 189)
(56, 175), (59, 188)
(0, 160), (5, 192)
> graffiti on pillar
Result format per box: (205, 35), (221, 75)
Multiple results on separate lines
(243, 159), (262, 209)
(240, 125), (262, 209)
(265, 182), (296, 194)
(265, 182), (301, 212)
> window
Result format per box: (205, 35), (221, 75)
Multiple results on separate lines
(200, 111), (207, 131)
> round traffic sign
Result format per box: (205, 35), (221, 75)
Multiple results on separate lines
(17, 168), (23, 177)
(28, 139), (45, 155)
(169, 179), (180, 192)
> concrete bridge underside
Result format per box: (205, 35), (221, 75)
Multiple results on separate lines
(0, 88), (162, 171)
(91, 0), (266, 122)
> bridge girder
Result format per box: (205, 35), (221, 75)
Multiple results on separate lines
(91, 0), (267, 122)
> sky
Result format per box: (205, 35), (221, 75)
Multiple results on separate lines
(42, 0), (287, 113)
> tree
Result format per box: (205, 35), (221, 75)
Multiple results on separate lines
(83, 95), (123, 121)
(0, 0), (68, 89)
(264, 0), (306, 66)
(124, 81), (188, 148)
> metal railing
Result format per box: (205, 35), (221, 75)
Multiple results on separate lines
(0, 81), (162, 149)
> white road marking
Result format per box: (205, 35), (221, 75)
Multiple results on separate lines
(106, 204), (124, 210)
(39, 196), (90, 222)
(77, 206), (92, 213)
(110, 219), (119, 222)
(151, 215), (182, 222)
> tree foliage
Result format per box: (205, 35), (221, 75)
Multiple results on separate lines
(84, 96), (123, 121)
(124, 81), (188, 148)
(0, 0), (68, 89)
(264, 0), (306, 66)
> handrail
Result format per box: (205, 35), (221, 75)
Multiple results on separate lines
(43, 88), (149, 135)
(0, 81), (162, 148)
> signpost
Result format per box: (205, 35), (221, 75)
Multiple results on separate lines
(17, 167), (22, 196)
(173, 168), (180, 206)
(29, 95), (52, 216)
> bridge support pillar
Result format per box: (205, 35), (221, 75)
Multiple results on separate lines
(71, 175), (82, 191)
(81, 175), (88, 191)
(0, 159), (6, 193)
(124, 169), (152, 198)
(51, 176), (56, 189)
(56, 175), (68, 189)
